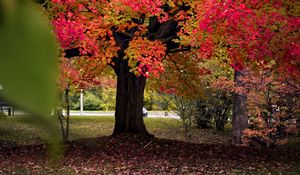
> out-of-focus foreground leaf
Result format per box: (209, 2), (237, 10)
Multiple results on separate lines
(0, 0), (60, 154)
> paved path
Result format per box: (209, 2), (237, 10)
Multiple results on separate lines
(4, 110), (180, 120)
(70, 111), (180, 119)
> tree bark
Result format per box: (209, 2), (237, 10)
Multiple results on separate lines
(232, 70), (248, 144)
(64, 85), (70, 142)
(112, 60), (151, 136)
(57, 108), (66, 142)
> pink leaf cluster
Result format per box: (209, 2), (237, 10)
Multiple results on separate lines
(52, 16), (85, 49)
(193, 0), (299, 73)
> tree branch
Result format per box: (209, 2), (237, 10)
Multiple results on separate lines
(121, 32), (134, 38)
(167, 47), (190, 53)
(64, 48), (81, 58)
(158, 36), (177, 43)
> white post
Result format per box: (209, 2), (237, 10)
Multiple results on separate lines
(80, 89), (83, 115)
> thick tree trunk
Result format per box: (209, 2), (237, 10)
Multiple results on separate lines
(112, 61), (151, 136)
(232, 70), (248, 144)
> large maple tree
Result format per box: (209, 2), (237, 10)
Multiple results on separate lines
(48, 0), (299, 136)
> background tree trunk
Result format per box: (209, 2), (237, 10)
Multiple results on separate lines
(64, 85), (70, 142)
(113, 61), (150, 136)
(232, 70), (248, 144)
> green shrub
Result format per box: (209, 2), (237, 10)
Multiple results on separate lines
(83, 91), (102, 110)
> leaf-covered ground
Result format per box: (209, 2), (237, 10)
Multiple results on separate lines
(0, 134), (299, 175)
(0, 116), (299, 174)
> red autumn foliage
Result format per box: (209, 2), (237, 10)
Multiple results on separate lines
(50, 0), (299, 79)
(49, 0), (299, 136)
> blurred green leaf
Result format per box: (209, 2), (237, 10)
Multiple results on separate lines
(0, 0), (60, 153)
(0, 0), (57, 117)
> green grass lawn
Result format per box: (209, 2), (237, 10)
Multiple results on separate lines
(0, 116), (229, 146)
